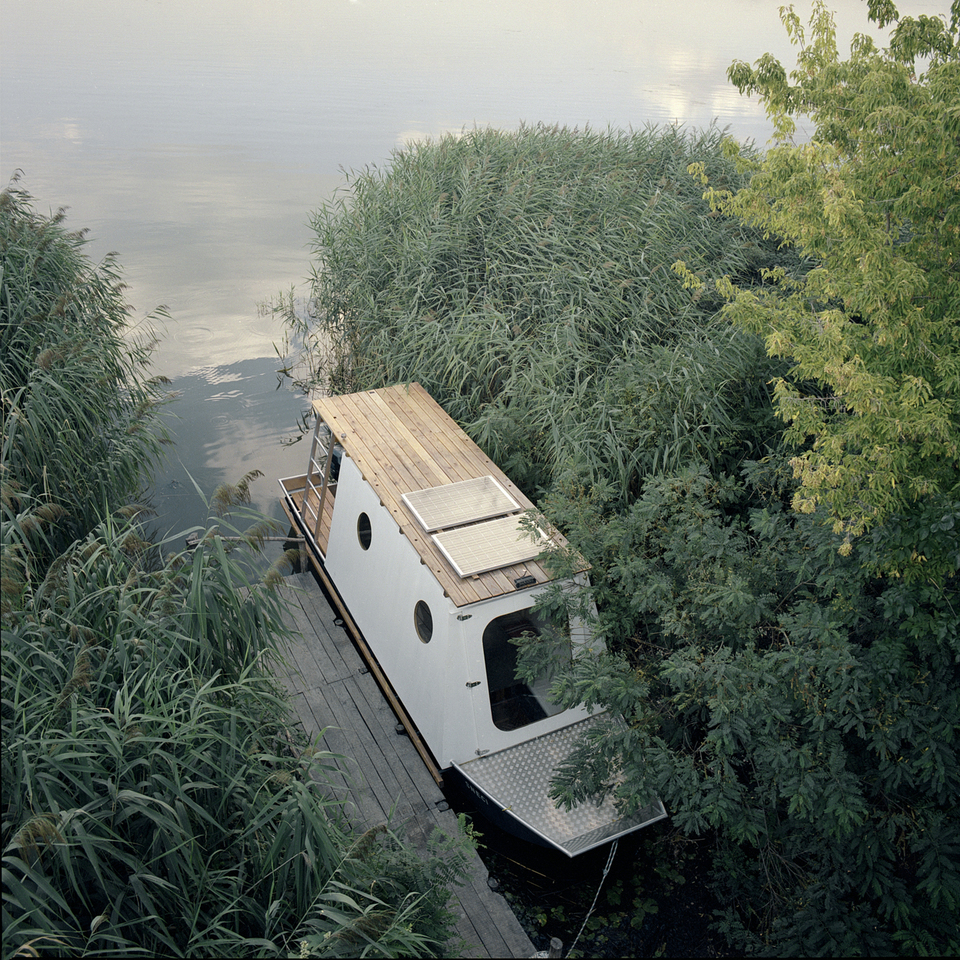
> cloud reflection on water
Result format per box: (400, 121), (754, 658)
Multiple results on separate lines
(1, 0), (948, 532)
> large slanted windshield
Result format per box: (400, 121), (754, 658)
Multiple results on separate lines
(482, 609), (570, 731)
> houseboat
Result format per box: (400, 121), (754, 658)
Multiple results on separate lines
(279, 382), (665, 856)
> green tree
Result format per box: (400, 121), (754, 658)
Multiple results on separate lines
(514, 4), (960, 953)
(523, 457), (958, 956)
(680, 0), (960, 580)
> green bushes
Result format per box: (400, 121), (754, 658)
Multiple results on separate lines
(527, 461), (959, 955)
(295, 124), (791, 499)
(292, 120), (958, 955)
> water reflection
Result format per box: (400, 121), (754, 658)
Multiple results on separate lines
(153, 360), (312, 536)
(1, 0), (947, 534)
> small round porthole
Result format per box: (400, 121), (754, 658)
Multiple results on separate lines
(357, 512), (372, 550)
(414, 601), (433, 643)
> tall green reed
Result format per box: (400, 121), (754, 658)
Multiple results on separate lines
(292, 124), (795, 503)
(2, 510), (469, 958)
(1, 179), (172, 566)
(2, 182), (470, 958)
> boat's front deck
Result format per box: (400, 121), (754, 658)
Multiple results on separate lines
(454, 717), (667, 857)
(280, 476), (335, 558)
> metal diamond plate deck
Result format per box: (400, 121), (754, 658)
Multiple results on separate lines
(454, 715), (666, 856)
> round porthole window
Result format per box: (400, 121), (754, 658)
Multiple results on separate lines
(357, 512), (372, 550)
(414, 601), (433, 643)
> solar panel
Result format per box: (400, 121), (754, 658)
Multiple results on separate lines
(432, 514), (547, 578)
(402, 476), (520, 532)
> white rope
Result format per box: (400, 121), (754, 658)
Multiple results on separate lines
(566, 838), (618, 957)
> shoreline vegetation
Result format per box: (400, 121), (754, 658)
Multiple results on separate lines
(286, 3), (958, 955)
(4, 2), (957, 956)
(1, 183), (473, 959)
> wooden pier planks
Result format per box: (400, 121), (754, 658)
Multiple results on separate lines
(277, 572), (535, 960)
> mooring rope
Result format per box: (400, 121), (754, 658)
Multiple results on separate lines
(566, 838), (619, 957)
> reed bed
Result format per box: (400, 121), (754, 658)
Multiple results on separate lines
(297, 124), (792, 500)
(2, 184), (469, 958)
(1, 180), (172, 563)
(2, 511), (468, 958)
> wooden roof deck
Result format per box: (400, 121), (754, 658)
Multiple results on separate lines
(278, 571), (535, 959)
(313, 382), (584, 608)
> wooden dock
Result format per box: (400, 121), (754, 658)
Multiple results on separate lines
(277, 570), (536, 959)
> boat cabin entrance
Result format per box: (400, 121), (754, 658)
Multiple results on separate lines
(483, 609), (568, 732)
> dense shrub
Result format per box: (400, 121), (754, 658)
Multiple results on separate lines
(525, 458), (959, 956)
(2, 512), (470, 958)
(292, 118), (958, 955)
(294, 123), (793, 500)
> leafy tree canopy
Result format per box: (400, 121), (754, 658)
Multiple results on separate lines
(677, 0), (960, 581)
(526, 453), (958, 956)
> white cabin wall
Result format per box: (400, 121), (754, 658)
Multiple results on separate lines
(323, 456), (604, 768)
(460, 587), (599, 759)
(325, 455), (479, 765)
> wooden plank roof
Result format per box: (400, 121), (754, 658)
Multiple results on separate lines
(312, 382), (584, 607)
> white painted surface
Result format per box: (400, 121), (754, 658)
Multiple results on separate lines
(325, 454), (598, 766)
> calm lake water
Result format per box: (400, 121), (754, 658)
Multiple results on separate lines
(1, 0), (945, 538)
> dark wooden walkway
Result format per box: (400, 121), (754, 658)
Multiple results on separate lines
(277, 571), (535, 959)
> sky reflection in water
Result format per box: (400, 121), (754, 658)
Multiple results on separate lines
(0, 0), (946, 532)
